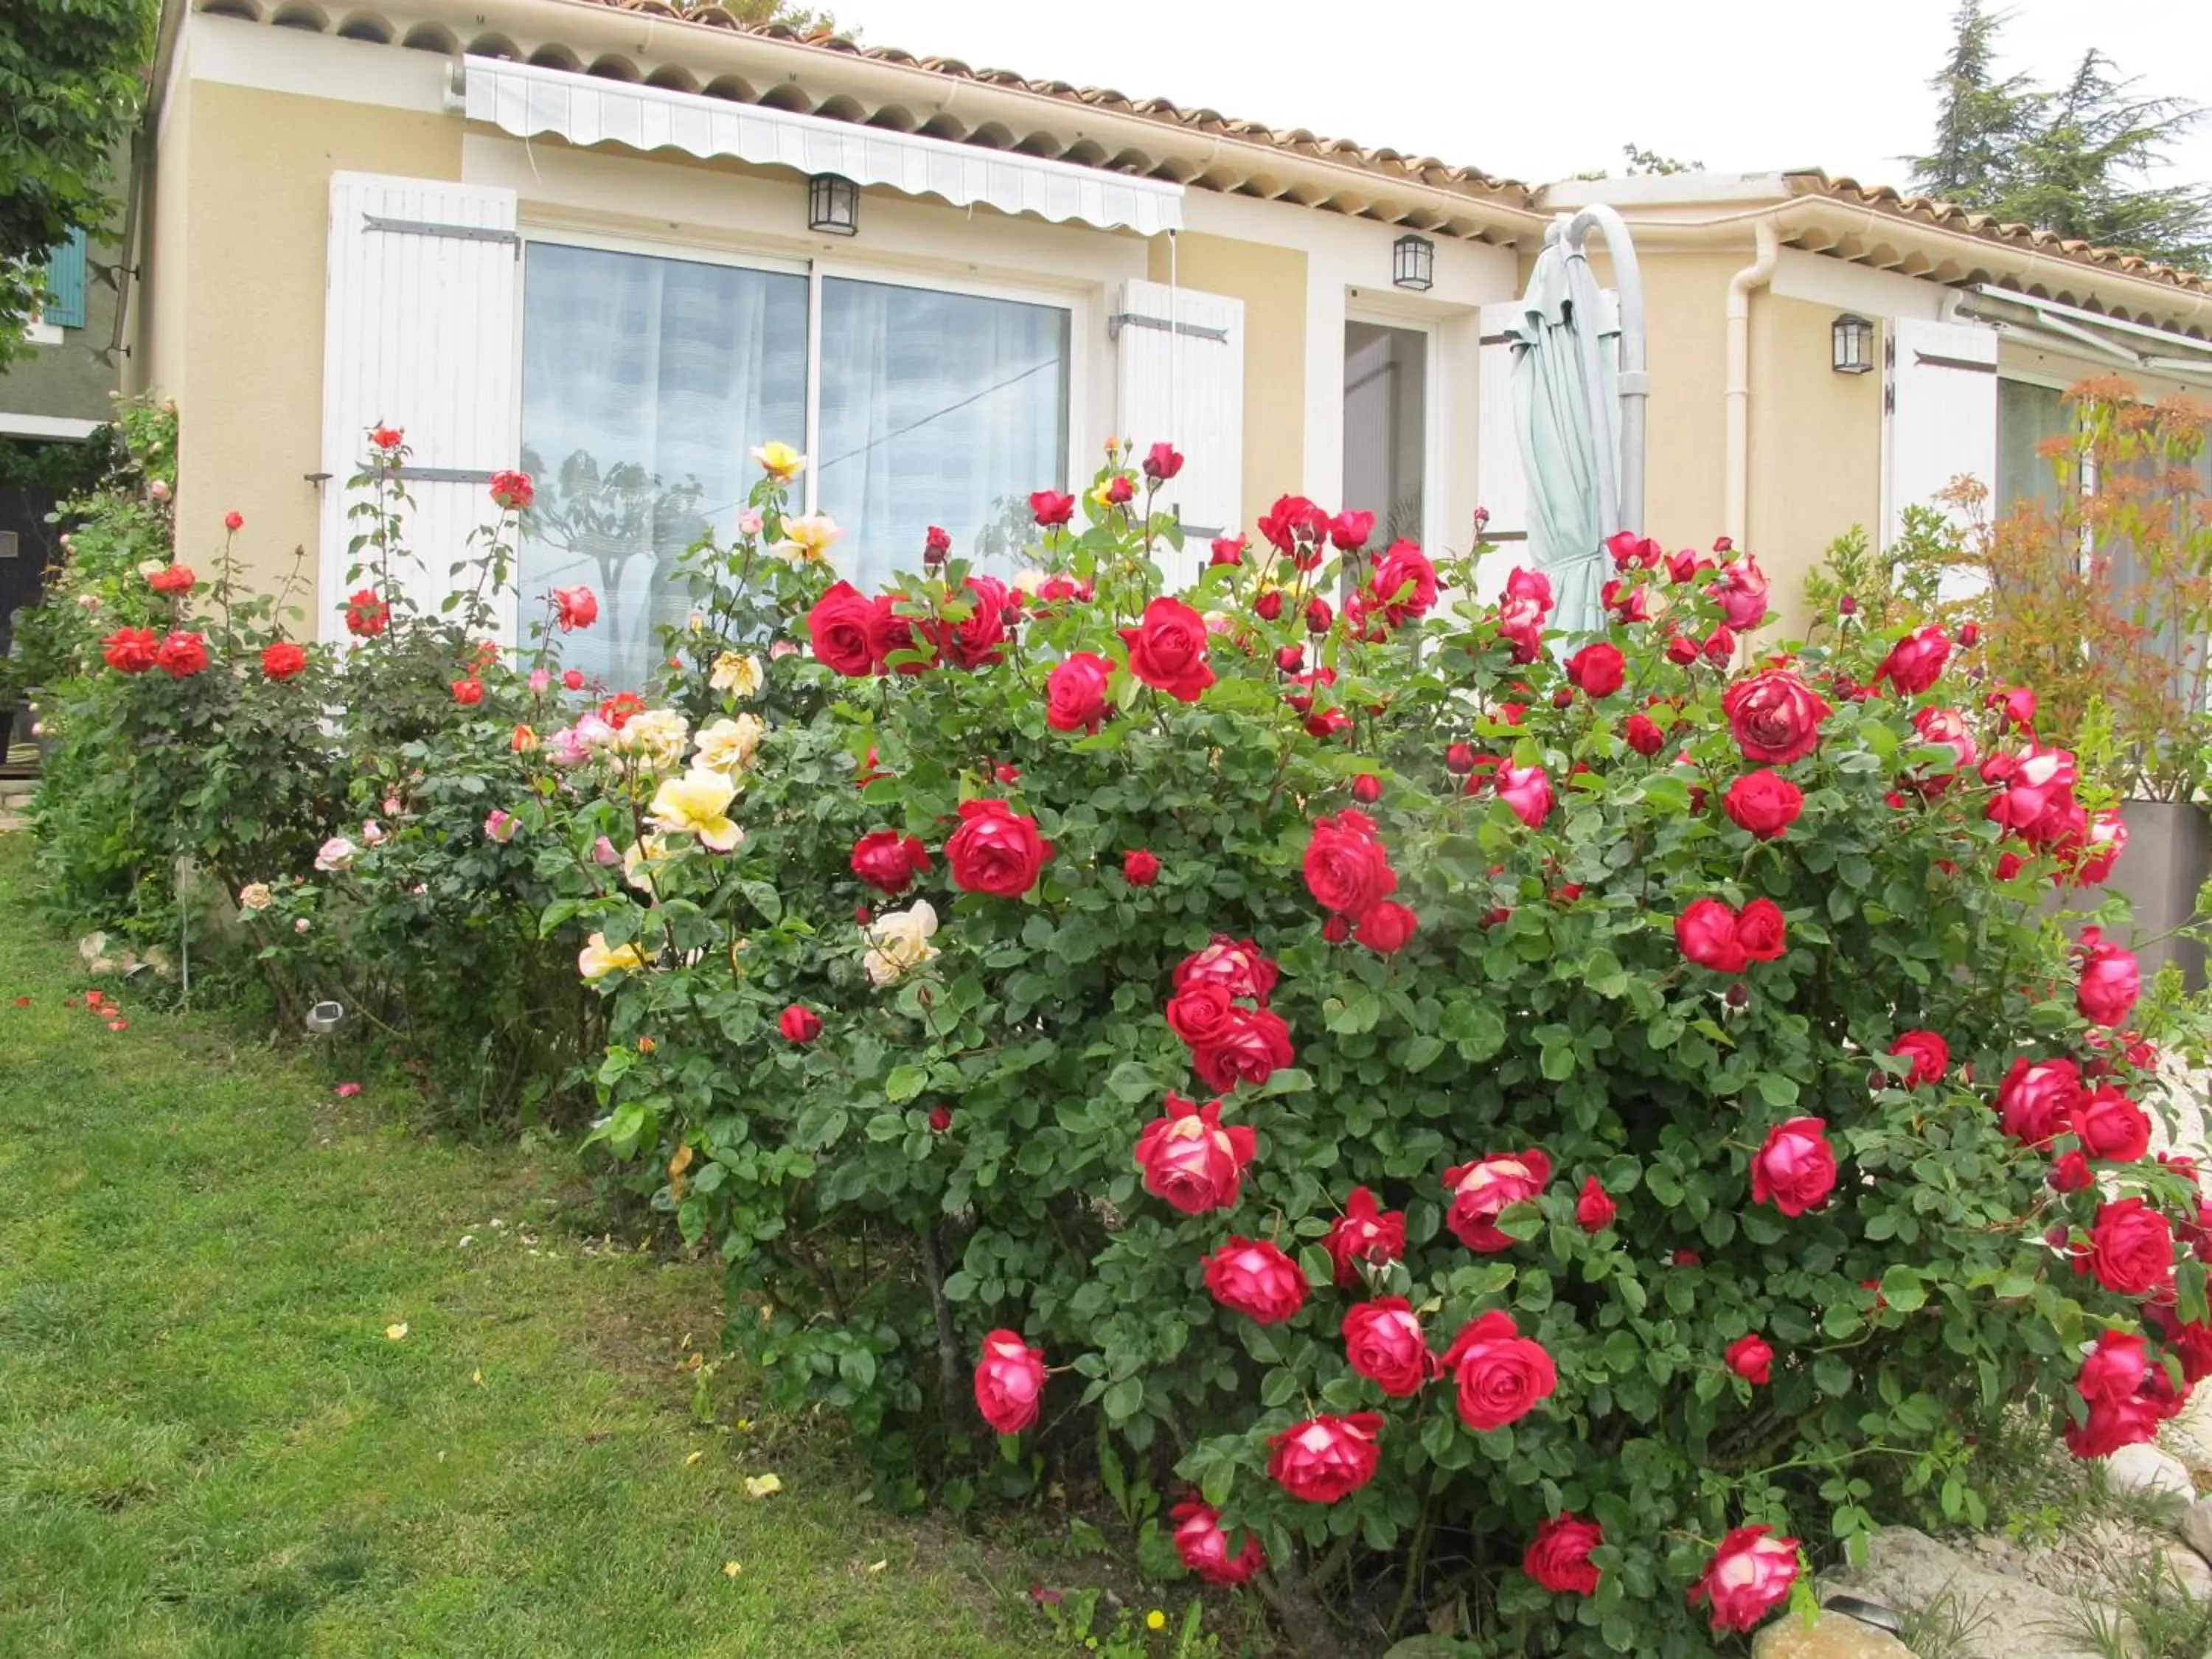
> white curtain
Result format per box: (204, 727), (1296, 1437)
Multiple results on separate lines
(815, 278), (1069, 593)
(519, 244), (807, 691)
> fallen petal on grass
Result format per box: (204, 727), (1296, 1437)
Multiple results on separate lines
(743, 1473), (782, 1499)
(384, 1321), (408, 1341)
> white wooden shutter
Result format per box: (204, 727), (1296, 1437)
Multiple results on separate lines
(1884, 316), (1998, 543)
(1473, 301), (1531, 602)
(1113, 278), (1243, 588)
(319, 173), (521, 641)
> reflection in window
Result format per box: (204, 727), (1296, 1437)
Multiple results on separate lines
(1997, 378), (2073, 520)
(816, 279), (1070, 594)
(1342, 322), (1427, 547)
(518, 244), (807, 691)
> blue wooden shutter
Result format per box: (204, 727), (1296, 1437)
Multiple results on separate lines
(43, 229), (88, 330)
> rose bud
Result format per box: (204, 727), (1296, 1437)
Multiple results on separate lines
(1352, 773), (1382, 804)
(1305, 597), (1334, 635)
(1122, 849), (1161, 888)
(1445, 742), (1477, 776)
(929, 1105), (953, 1133)
(1276, 644), (1305, 672)
(1254, 590), (1284, 622)
(1838, 594), (1858, 616)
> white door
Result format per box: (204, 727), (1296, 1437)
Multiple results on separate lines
(1113, 278), (1245, 588)
(319, 173), (521, 641)
(1883, 316), (2000, 594)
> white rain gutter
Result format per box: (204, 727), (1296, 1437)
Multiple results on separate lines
(1724, 219), (1778, 548)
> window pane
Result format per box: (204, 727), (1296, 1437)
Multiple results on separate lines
(816, 279), (1070, 592)
(1342, 322), (1427, 546)
(1997, 378), (2070, 519)
(519, 243), (807, 692)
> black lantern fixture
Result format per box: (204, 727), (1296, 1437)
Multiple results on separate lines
(809, 173), (859, 237)
(1392, 232), (1435, 292)
(1832, 313), (1875, 375)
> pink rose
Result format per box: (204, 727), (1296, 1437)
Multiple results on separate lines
(1689, 1526), (1800, 1633)
(1342, 1297), (1438, 1397)
(1169, 1500), (1265, 1584)
(1495, 763), (1554, 828)
(1204, 1237), (1307, 1324)
(1751, 1117), (1837, 1217)
(1267, 1413), (1383, 1503)
(1997, 1056), (2081, 1145)
(1725, 1333), (1774, 1385)
(2077, 935), (2141, 1028)
(1045, 651), (1115, 734)
(973, 1329), (1045, 1433)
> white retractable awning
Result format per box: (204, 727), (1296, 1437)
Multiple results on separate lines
(459, 58), (1184, 237)
(1958, 285), (2212, 387)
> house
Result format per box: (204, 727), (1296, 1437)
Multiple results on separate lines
(119, 1), (2212, 689)
(2, 226), (122, 662)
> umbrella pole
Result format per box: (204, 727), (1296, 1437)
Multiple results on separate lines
(1563, 204), (1648, 535)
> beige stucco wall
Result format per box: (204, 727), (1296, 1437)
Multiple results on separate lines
(164, 81), (460, 603)
(133, 70), (192, 410)
(1149, 232), (1307, 536)
(1748, 294), (1883, 639)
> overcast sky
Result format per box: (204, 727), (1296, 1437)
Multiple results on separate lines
(835, 0), (2212, 199)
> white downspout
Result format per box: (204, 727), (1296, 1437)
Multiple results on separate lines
(1725, 219), (1779, 548)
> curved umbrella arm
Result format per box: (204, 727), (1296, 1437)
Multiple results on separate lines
(1559, 204), (1649, 537)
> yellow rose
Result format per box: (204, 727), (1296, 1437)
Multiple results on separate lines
(623, 835), (667, 894)
(615, 708), (690, 773)
(647, 769), (743, 852)
(773, 514), (843, 565)
(751, 440), (807, 481)
(694, 714), (766, 776)
(710, 652), (765, 699)
(578, 931), (650, 981)
(863, 900), (940, 985)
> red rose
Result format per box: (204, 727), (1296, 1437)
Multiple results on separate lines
(147, 563), (196, 594)
(1442, 1150), (1550, 1252)
(155, 631), (209, 678)
(1044, 650), (1114, 733)
(1441, 1309), (1558, 1430)
(1573, 1175), (1616, 1233)
(1342, 1297), (1438, 1397)
(1203, 1237), (1307, 1324)
(1302, 596), (1333, 636)
(1887, 1029), (1949, 1087)
(2079, 938), (2141, 1028)
(551, 585), (598, 631)
(927, 574), (1015, 671)
(923, 524), (952, 562)
(1721, 669), (1832, 764)
(807, 581), (880, 677)
(1173, 936), (1279, 1004)
(1029, 490), (1076, 527)
(1192, 1006), (1295, 1093)
(1121, 597), (1217, 702)
(1877, 624), (1952, 695)
(1329, 509), (1375, 552)
(1751, 1117), (1836, 1216)
(1495, 764), (1553, 828)
(1351, 773), (1382, 804)
(1253, 589), (1284, 622)
(1689, 1526), (1800, 1633)
(1164, 981), (1238, 1048)
(1170, 1500), (1265, 1585)
(1133, 1093), (1256, 1215)
(2078, 1328), (2151, 1405)
(1733, 898), (1787, 962)
(1103, 475), (1135, 507)
(850, 830), (931, 896)
(563, 668), (585, 691)
(1122, 849), (1161, 888)
(2152, 1304), (2212, 1385)
(2076, 1085), (2150, 1163)
(1303, 810), (1397, 917)
(223, 509), (246, 532)
(1623, 712), (1665, 756)
(1725, 1332), (1774, 1385)
(2050, 1149), (2093, 1192)
(1997, 1057), (2081, 1145)
(600, 691), (645, 729)
(2067, 1394), (2164, 1458)
(1665, 633), (1699, 665)
(1523, 1514), (1603, 1596)
(943, 799), (1052, 897)
(1372, 540), (1438, 623)
(778, 1004), (822, 1043)
(1208, 535), (1246, 567)
(1707, 554), (1770, 630)
(1354, 900), (1418, 954)
(1142, 441), (1183, 481)
(451, 677), (484, 706)
(1565, 642), (1626, 698)
(866, 593), (929, 674)
(1722, 771), (1802, 839)
(1258, 494), (1329, 553)
(260, 641), (307, 682)
(2086, 1197), (2174, 1295)
(1267, 1413), (1383, 1503)
(489, 470), (535, 510)
(973, 1329), (1046, 1433)
(1323, 1186), (1405, 1287)
(1675, 897), (1750, 973)
(1703, 625), (1736, 666)
(370, 424), (403, 451)
(102, 626), (159, 673)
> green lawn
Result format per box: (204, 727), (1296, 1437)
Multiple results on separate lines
(0, 835), (1032, 1658)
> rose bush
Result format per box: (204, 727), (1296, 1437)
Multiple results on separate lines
(508, 441), (2210, 1655)
(31, 412), (2212, 1654)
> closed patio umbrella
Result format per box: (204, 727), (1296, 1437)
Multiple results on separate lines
(1505, 205), (1648, 633)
